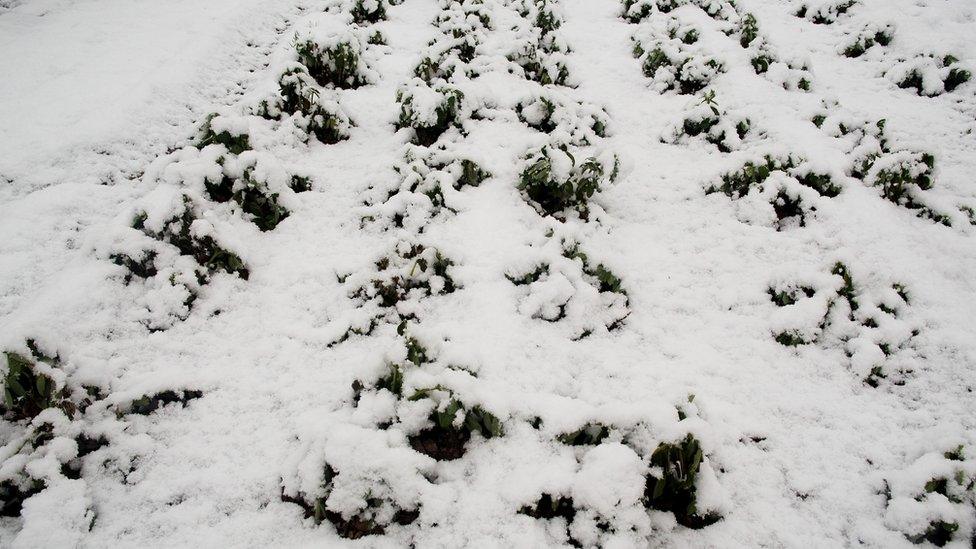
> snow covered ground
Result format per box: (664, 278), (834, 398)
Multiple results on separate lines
(1, 0), (975, 547)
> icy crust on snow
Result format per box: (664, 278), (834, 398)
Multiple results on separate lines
(2, 0), (976, 546)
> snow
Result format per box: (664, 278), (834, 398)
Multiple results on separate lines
(2, 0), (976, 546)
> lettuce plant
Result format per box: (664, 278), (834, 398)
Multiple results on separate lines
(407, 388), (503, 460)
(516, 95), (609, 145)
(127, 389), (203, 415)
(351, 0), (387, 24)
(668, 92), (751, 152)
(739, 14), (759, 48)
(843, 25), (892, 57)
(518, 145), (618, 219)
(635, 40), (724, 95)
(519, 493), (575, 520)
(281, 463), (420, 539)
(396, 83), (466, 147)
(197, 114), (250, 155)
(295, 36), (369, 89)
(508, 45), (571, 86)
(645, 434), (720, 528)
(348, 243), (458, 322)
(883, 447), (975, 546)
(2, 345), (74, 421)
(557, 423), (610, 446)
(795, 0), (856, 24)
(132, 196), (249, 279)
(890, 54), (971, 96)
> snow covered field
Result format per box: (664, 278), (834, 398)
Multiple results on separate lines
(1, 0), (975, 546)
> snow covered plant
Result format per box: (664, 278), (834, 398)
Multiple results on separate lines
(633, 38), (724, 95)
(362, 146), (489, 230)
(664, 91), (752, 152)
(529, 0), (562, 34)
(747, 44), (813, 91)
(207, 164), (290, 232)
(350, 0), (387, 25)
(888, 54), (972, 97)
(197, 113), (251, 155)
(346, 242), (458, 322)
(860, 152), (937, 211)
(124, 389), (204, 415)
(2, 343), (74, 422)
(396, 81), (468, 147)
(707, 154), (840, 229)
(402, 387), (503, 461)
(281, 462), (420, 539)
(841, 23), (893, 58)
(620, 0), (688, 23)
(254, 66), (352, 145)
(737, 13), (759, 48)
(883, 446), (976, 546)
(516, 94), (610, 146)
(293, 26), (373, 89)
(508, 41), (572, 86)
(769, 263), (919, 385)
(518, 145), (619, 219)
(645, 434), (721, 528)
(116, 190), (248, 281)
(434, 0), (492, 32)
(794, 0), (856, 24)
(506, 244), (629, 337)
(525, 428), (722, 538)
(845, 120), (945, 224)
(167, 144), (296, 232)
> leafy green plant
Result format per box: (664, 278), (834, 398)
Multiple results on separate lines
(396, 85), (465, 147)
(895, 54), (970, 96)
(751, 53), (773, 74)
(638, 43), (724, 95)
(350, 0), (387, 24)
(506, 264), (548, 286)
(205, 168), (290, 231)
(518, 146), (618, 219)
(353, 244), (458, 312)
(768, 285), (814, 306)
(708, 156), (795, 199)
(128, 389), (203, 415)
(519, 493), (575, 520)
(557, 423), (610, 446)
(909, 521), (958, 547)
(133, 197), (249, 280)
(413, 54), (456, 83)
(407, 389), (503, 461)
(739, 14), (759, 48)
(281, 463), (419, 539)
(110, 249), (158, 282)
(534, 1), (562, 34)
(645, 434), (720, 528)
(509, 47), (571, 86)
(295, 37), (369, 89)
(456, 159), (489, 188)
(620, 0), (654, 23)
(774, 330), (809, 347)
(795, 0), (855, 24)
(0, 478), (45, 518)
(676, 94), (752, 153)
(2, 345), (73, 421)
(564, 246), (626, 295)
(843, 27), (892, 57)
(197, 114), (250, 155)
(367, 30), (386, 46)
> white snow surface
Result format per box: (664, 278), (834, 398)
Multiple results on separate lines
(1, 0), (975, 547)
